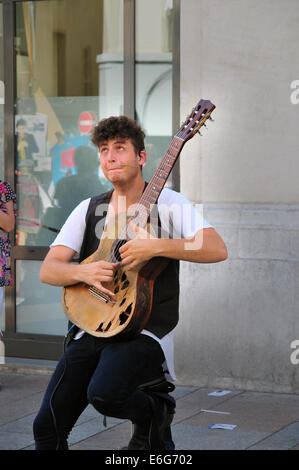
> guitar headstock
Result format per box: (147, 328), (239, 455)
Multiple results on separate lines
(177, 99), (216, 143)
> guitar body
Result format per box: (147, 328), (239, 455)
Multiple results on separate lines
(62, 99), (215, 340)
(62, 220), (169, 339)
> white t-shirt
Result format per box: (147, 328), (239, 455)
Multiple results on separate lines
(51, 187), (212, 381)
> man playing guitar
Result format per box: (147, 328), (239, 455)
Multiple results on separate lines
(33, 114), (227, 450)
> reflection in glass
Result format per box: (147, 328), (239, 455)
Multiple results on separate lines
(52, 145), (107, 228)
(15, 0), (123, 247)
(16, 260), (68, 335)
(135, 0), (173, 185)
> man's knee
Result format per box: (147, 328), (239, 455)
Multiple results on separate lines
(87, 384), (126, 416)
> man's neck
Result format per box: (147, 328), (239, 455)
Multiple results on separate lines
(111, 177), (146, 211)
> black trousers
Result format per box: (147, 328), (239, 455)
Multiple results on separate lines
(33, 332), (165, 450)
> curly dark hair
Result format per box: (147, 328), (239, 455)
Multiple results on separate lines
(91, 116), (145, 155)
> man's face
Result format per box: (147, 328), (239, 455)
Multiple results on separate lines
(99, 137), (145, 185)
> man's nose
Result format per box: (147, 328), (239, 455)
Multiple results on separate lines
(107, 149), (116, 161)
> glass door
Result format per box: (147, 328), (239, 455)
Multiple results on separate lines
(13, 0), (123, 341)
(2, 0), (178, 360)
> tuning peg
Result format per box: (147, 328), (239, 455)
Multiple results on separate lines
(209, 116), (215, 122)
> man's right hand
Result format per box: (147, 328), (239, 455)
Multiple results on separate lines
(77, 260), (120, 296)
(40, 246), (119, 297)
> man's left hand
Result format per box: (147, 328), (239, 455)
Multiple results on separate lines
(119, 222), (158, 270)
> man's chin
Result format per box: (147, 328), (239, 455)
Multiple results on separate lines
(106, 175), (123, 185)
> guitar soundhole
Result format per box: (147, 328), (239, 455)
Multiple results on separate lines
(96, 320), (112, 332)
(125, 303), (132, 314)
(114, 286), (119, 294)
(119, 303), (133, 325)
(119, 312), (128, 325)
(120, 297), (126, 306)
(121, 280), (130, 290)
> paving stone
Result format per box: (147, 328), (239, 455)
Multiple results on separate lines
(171, 424), (269, 450)
(70, 421), (131, 450)
(172, 387), (243, 424)
(0, 393), (45, 426)
(170, 386), (199, 400)
(195, 391), (299, 432)
(0, 431), (34, 450)
(249, 421), (299, 450)
(0, 413), (35, 434)
(68, 416), (124, 445)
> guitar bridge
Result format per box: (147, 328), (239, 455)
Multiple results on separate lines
(88, 286), (116, 305)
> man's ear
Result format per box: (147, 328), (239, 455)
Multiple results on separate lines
(139, 150), (146, 167)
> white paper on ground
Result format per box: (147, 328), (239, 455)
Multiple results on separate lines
(208, 390), (232, 397)
(201, 409), (231, 415)
(209, 423), (237, 430)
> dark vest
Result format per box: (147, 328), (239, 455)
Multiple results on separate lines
(78, 188), (180, 339)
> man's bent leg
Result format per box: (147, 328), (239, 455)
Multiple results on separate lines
(87, 335), (174, 450)
(33, 334), (98, 450)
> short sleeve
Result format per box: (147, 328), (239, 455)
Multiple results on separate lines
(50, 198), (90, 253)
(157, 188), (212, 239)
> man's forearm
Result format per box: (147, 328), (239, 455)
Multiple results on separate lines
(120, 227), (228, 270)
(40, 258), (82, 286)
(153, 228), (228, 263)
(40, 250), (119, 296)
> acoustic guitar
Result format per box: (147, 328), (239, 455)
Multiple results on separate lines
(62, 99), (216, 339)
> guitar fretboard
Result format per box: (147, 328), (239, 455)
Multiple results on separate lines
(138, 136), (184, 212)
(115, 136), (184, 241)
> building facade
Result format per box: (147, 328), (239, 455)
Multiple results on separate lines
(1, 0), (299, 393)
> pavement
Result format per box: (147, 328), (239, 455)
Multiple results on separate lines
(1, 357), (299, 452)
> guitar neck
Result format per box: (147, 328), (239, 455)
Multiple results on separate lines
(139, 136), (184, 213)
(116, 136), (184, 240)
